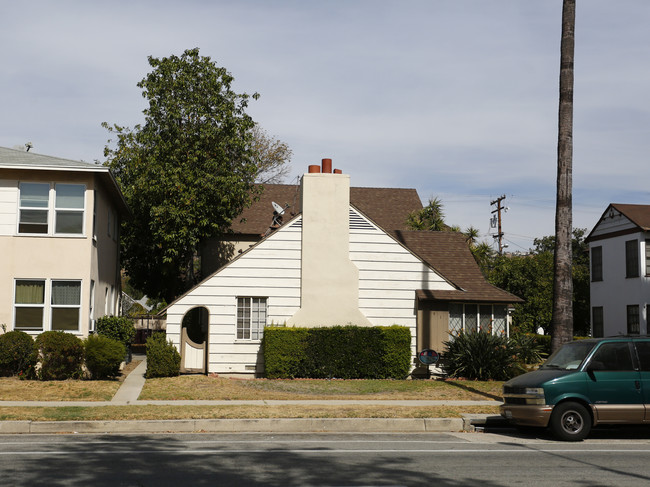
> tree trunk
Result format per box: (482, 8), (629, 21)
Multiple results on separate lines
(551, 0), (576, 353)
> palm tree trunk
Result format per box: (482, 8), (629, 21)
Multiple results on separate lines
(551, 0), (576, 353)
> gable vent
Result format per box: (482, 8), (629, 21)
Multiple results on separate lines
(349, 209), (374, 230)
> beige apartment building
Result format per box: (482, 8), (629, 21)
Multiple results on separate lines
(0, 146), (128, 337)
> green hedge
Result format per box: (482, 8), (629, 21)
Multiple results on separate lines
(35, 331), (85, 380)
(145, 332), (181, 378)
(0, 330), (38, 377)
(263, 325), (411, 379)
(96, 316), (136, 347)
(85, 334), (126, 379)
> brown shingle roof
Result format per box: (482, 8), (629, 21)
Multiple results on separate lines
(611, 204), (650, 231)
(231, 184), (422, 235)
(393, 230), (523, 303)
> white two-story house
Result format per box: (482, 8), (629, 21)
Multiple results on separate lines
(0, 146), (129, 337)
(586, 203), (650, 337)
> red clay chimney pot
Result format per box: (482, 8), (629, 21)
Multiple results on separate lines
(308, 165), (321, 173)
(321, 158), (332, 173)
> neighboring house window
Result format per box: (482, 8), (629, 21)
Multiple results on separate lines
(104, 287), (109, 315)
(51, 280), (81, 331)
(18, 182), (85, 235)
(237, 297), (267, 340)
(626, 240), (639, 278)
(592, 306), (604, 338)
(646, 239), (650, 276)
(591, 246), (603, 282)
(89, 280), (96, 332)
(448, 303), (507, 336)
(627, 305), (640, 335)
(18, 183), (49, 234)
(92, 192), (97, 240)
(54, 184), (84, 234)
(14, 280), (45, 331)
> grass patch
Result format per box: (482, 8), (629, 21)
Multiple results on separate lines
(139, 377), (503, 401)
(0, 360), (141, 402)
(0, 404), (500, 422)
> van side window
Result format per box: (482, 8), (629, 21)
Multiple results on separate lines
(589, 342), (634, 371)
(634, 342), (650, 371)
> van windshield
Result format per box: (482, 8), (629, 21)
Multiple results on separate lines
(541, 341), (597, 370)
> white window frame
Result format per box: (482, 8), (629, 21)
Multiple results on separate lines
(89, 280), (96, 332)
(448, 303), (508, 337)
(14, 279), (46, 331)
(17, 182), (86, 236)
(51, 280), (82, 332)
(236, 297), (267, 341)
(13, 279), (82, 333)
(18, 182), (50, 234)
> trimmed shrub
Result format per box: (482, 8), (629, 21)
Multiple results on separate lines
(442, 331), (519, 381)
(0, 330), (38, 377)
(145, 332), (180, 378)
(85, 334), (126, 379)
(96, 316), (136, 348)
(35, 331), (85, 380)
(263, 325), (412, 379)
(262, 327), (309, 379)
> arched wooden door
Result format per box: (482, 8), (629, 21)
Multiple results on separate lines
(180, 306), (209, 373)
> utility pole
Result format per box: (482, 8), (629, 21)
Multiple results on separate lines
(490, 195), (506, 255)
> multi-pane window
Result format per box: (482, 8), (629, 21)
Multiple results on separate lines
(237, 297), (267, 340)
(592, 306), (604, 338)
(18, 183), (85, 235)
(591, 246), (603, 282)
(448, 303), (507, 336)
(14, 279), (81, 332)
(627, 305), (640, 335)
(645, 239), (650, 276)
(51, 281), (81, 331)
(55, 184), (84, 234)
(14, 280), (45, 330)
(626, 240), (639, 278)
(18, 183), (49, 234)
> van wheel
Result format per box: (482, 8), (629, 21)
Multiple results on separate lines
(549, 401), (591, 441)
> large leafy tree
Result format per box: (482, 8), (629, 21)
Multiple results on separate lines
(104, 48), (259, 301)
(488, 229), (589, 336)
(551, 0), (576, 352)
(251, 124), (293, 184)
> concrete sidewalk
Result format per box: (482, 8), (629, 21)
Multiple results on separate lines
(0, 356), (506, 434)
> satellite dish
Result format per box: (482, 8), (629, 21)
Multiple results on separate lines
(272, 201), (285, 215)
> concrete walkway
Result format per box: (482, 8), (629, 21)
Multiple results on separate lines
(0, 357), (506, 434)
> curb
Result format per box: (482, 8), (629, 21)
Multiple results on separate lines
(0, 417), (470, 435)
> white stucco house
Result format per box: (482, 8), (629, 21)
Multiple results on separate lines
(165, 159), (521, 376)
(0, 146), (129, 337)
(587, 203), (650, 337)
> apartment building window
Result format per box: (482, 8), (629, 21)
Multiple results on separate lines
(51, 281), (81, 331)
(591, 246), (603, 282)
(236, 297), (267, 340)
(18, 183), (49, 234)
(626, 240), (639, 278)
(14, 280), (45, 330)
(54, 184), (84, 234)
(627, 305), (640, 335)
(18, 183), (85, 235)
(592, 306), (604, 338)
(14, 279), (81, 332)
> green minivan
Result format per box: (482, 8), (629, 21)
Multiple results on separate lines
(501, 336), (650, 441)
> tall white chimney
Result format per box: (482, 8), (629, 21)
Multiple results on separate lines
(288, 159), (371, 327)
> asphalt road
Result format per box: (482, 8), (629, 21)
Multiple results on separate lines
(3, 430), (650, 486)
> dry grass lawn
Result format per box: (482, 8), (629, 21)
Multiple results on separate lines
(0, 360), (141, 402)
(139, 376), (503, 401)
(0, 404), (500, 422)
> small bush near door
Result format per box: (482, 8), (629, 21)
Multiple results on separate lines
(84, 334), (126, 379)
(0, 330), (38, 377)
(145, 332), (181, 378)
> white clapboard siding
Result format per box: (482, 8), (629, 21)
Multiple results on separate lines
(0, 180), (17, 236)
(590, 211), (636, 238)
(166, 216), (303, 374)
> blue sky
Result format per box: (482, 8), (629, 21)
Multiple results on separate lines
(2, 1), (649, 252)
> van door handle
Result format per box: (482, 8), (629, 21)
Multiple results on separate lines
(635, 380), (641, 390)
